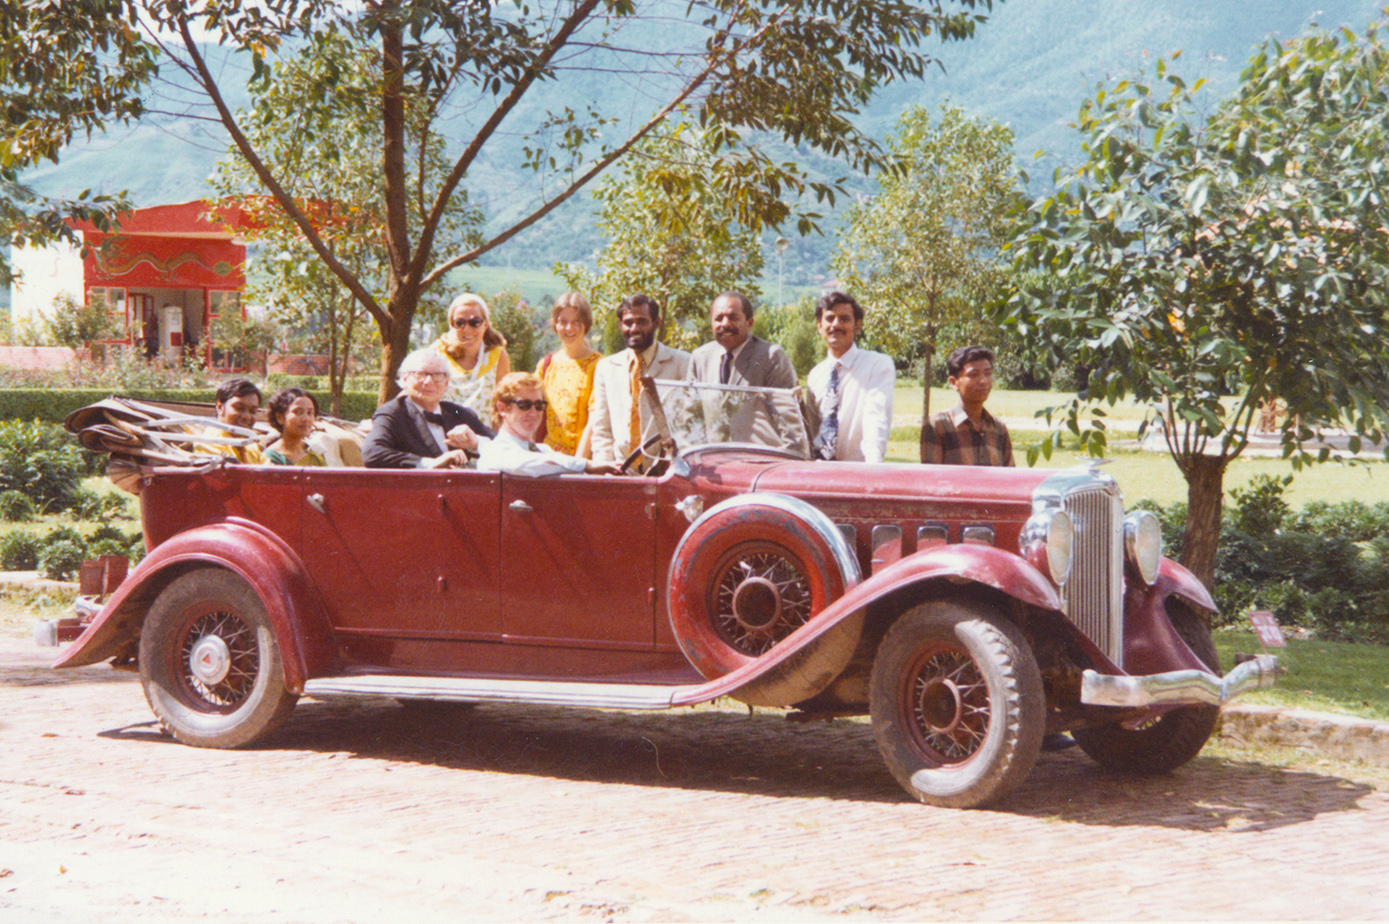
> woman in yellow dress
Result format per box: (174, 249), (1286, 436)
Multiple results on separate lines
(536, 292), (602, 458)
(435, 292), (511, 417)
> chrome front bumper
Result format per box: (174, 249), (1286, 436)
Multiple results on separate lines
(1081, 654), (1281, 708)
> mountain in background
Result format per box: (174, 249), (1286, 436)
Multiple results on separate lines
(21, 0), (1386, 292)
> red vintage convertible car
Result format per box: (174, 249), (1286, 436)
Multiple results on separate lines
(46, 382), (1279, 808)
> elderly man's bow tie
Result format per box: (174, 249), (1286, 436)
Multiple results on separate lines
(423, 410), (446, 425)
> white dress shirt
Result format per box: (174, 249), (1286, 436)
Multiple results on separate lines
(807, 344), (895, 463)
(477, 428), (587, 477)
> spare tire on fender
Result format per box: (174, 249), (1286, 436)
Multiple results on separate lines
(667, 493), (863, 706)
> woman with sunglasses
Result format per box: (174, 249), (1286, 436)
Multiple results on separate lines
(435, 292), (512, 417)
(477, 373), (621, 476)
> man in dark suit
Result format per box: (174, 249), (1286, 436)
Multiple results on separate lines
(686, 291), (802, 453)
(364, 347), (495, 469)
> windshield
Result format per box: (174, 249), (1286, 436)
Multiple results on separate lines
(652, 379), (810, 458)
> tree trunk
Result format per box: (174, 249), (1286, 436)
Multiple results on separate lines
(377, 315), (412, 406)
(1178, 453), (1229, 591)
(917, 342), (935, 462)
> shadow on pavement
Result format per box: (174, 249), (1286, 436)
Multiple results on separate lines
(91, 695), (1372, 828)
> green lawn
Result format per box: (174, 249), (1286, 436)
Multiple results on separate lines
(1214, 630), (1389, 723)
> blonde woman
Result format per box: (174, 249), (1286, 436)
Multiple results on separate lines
(536, 292), (602, 458)
(435, 292), (511, 417)
(477, 373), (620, 477)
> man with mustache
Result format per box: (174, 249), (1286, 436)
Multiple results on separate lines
(807, 291), (895, 463)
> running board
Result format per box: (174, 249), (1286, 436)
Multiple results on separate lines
(302, 674), (703, 711)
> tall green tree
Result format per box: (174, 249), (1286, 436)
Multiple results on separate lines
(0, 0), (156, 282)
(14, 0), (996, 401)
(1004, 26), (1389, 588)
(832, 104), (1021, 460)
(210, 31), (481, 414)
(558, 119), (766, 350)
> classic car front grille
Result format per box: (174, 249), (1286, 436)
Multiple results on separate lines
(1060, 485), (1125, 666)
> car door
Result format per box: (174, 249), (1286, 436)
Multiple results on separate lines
(299, 469), (502, 641)
(499, 473), (657, 648)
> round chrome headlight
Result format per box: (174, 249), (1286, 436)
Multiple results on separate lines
(1020, 508), (1073, 587)
(1124, 511), (1163, 585)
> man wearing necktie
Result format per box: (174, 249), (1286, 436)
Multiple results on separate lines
(363, 347), (496, 468)
(807, 291), (895, 463)
(588, 294), (691, 464)
(686, 292), (799, 447)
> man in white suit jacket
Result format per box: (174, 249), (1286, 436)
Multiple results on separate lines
(589, 293), (691, 463)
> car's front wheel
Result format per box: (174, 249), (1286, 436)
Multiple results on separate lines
(139, 569), (298, 748)
(1072, 599), (1220, 773)
(870, 601), (1045, 809)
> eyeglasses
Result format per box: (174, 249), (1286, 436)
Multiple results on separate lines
(407, 371), (449, 383)
(503, 398), (548, 411)
(451, 316), (485, 328)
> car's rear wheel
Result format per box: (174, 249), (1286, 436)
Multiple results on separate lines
(1072, 599), (1220, 774)
(870, 601), (1044, 808)
(139, 569), (298, 748)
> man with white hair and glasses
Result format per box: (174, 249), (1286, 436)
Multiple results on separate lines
(363, 347), (495, 469)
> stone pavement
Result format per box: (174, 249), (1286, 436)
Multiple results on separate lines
(3, 637), (1389, 922)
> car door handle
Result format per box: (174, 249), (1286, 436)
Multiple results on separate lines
(509, 499), (532, 513)
(307, 493), (326, 514)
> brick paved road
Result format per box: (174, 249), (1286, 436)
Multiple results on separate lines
(4, 638), (1387, 922)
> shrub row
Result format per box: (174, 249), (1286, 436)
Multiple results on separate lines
(1, 523), (144, 581)
(0, 388), (379, 424)
(1139, 475), (1389, 644)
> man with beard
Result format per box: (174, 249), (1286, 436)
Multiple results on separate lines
(588, 294), (691, 465)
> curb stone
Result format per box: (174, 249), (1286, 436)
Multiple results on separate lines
(1220, 704), (1389, 767)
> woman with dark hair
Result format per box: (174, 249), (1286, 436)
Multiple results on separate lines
(434, 292), (512, 417)
(265, 387), (326, 466)
(536, 291), (602, 457)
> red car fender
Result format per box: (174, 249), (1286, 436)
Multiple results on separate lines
(53, 519), (334, 693)
(1121, 557), (1218, 676)
(860, 542), (1064, 613)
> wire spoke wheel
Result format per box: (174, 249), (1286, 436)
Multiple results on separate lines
(710, 543), (813, 656)
(176, 609), (260, 711)
(140, 569), (297, 748)
(871, 601), (1044, 809)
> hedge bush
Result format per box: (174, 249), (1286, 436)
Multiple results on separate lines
(40, 539), (87, 581)
(0, 420), (86, 512)
(0, 530), (41, 570)
(0, 388), (379, 424)
(0, 489), (36, 522)
(1148, 475), (1389, 643)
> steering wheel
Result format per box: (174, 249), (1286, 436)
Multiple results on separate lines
(619, 433), (670, 476)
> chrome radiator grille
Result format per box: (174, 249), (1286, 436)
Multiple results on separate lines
(1060, 485), (1125, 665)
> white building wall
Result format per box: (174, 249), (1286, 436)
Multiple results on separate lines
(8, 236), (86, 328)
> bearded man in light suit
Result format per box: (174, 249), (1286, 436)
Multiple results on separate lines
(588, 294), (691, 464)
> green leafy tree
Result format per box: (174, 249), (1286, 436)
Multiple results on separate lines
(833, 104), (1022, 460)
(26, 0), (997, 400)
(1004, 26), (1389, 587)
(42, 292), (117, 350)
(558, 120), (768, 350)
(210, 31), (479, 414)
(0, 1), (155, 282)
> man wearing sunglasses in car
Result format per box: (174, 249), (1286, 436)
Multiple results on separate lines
(364, 347), (496, 469)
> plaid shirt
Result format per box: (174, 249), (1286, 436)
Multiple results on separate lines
(921, 404), (1014, 466)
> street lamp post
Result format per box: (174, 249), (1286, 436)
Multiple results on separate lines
(775, 236), (789, 307)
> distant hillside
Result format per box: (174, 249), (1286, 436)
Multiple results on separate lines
(21, 0), (1386, 290)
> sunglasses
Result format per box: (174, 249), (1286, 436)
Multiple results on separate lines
(503, 398), (548, 411)
(451, 316), (486, 328)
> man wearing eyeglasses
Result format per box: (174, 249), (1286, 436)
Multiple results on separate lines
(364, 347), (496, 468)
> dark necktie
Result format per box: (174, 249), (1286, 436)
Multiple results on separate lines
(719, 350), (733, 385)
(816, 363), (841, 461)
